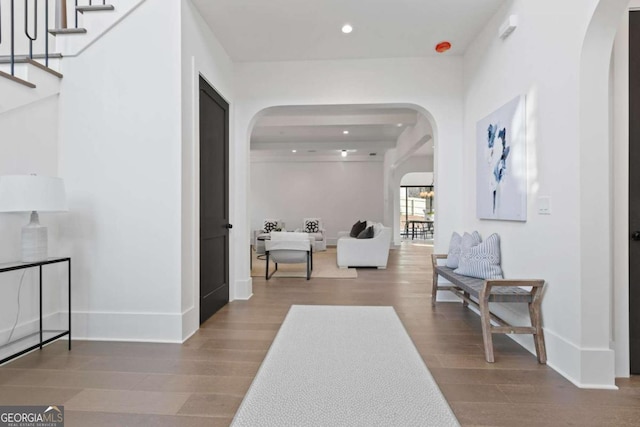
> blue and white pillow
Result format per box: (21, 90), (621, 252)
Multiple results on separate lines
(454, 233), (503, 279)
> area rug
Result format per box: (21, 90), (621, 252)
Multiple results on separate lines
(231, 305), (460, 427)
(251, 247), (357, 279)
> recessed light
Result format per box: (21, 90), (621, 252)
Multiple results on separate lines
(343, 130), (349, 135)
(397, 123), (403, 127)
(342, 24), (353, 34)
(341, 150), (348, 157)
(292, 150), (297, 153)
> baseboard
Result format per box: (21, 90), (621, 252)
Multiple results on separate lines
(181, 306), (199, 342)
(71, 311), (183, 343)
(0, 312), (66, 345)
(234, 277), (253, 300)
(437, 293), (618, 389)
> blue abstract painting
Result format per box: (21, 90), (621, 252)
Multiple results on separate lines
(476, 96), (527, 221)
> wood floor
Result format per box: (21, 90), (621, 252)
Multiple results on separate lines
(0, 242), (638, 426)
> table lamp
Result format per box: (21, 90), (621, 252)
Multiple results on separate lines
(0, 175), (68, 262)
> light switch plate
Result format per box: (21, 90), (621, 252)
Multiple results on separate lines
(537, 197), (551, 215)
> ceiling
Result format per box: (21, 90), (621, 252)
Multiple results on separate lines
(251, 105), (429, 161)
(194, 1), (501, 161)
(192, 0), (507, 62)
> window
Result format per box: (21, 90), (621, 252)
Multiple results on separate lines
(400, 185), (433, 237)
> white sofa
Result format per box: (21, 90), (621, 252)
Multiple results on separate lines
(336, 222), (392, 269)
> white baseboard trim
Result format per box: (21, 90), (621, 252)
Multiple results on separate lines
(0, 312), (66, 345)
(234, 277), (253, 300)
(435, 294), (618, 389)
(181, 306), (199, 342)
(71, 311), (183, 343)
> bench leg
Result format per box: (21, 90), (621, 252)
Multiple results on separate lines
(463, 291), (470, 307)
(479, 290), (495, 363)
(431, 270), (439, 305)
(529, 289), (547, 364)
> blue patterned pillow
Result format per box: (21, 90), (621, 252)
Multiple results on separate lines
(454, 233), (503, 279)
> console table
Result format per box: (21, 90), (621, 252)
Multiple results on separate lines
(0, 257), (71, 365)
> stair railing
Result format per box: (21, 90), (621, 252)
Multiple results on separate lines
(1, 0), (105, 80)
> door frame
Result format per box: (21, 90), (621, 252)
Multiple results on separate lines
(182, 65), (233, 339)
(198, 74), (230, 325)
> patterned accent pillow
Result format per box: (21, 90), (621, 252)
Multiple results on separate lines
(263, 220), (278, 233)
(454, 233), (503, 279)
(304, 219), (320, 233)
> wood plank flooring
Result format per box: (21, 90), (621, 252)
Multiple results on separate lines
(0, 242), (638, 426)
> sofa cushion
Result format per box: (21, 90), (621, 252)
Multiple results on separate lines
(454, 233), (503, 279)
(357, 226), (374, 239)
(350, 220), (367, 238)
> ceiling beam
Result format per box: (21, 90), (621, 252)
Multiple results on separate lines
(249, 140), (396, 151)
(254, 113), (417, 128)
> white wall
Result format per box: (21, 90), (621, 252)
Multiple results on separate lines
(611, 1), (640, 378)
(250, 160), (384, 243)
(58, 0), (184, 342)
(401, 172), (433, 186)
(180, 0), (236, 339)
(0, 96), (67, 358)
(235, 56), (465, 298)
(462, 0), (626, 388)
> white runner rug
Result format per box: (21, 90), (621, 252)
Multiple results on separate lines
(231, 305), (460, 427)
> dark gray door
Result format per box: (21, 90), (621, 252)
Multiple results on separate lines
(630, 11), (640, 374)
(199, 76), (230, 324)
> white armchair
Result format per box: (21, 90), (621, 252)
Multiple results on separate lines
(296, 218), (327, 251)
(336, 222), (392, 269)
(265, 232), (314, 280)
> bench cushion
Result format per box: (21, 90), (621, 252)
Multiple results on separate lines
(435, 266), (532, 303)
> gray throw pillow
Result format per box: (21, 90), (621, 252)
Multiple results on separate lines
(350, 220), (367, 238)
(448, 231), (481, 268)
(445, 232), (462, 268)
(454, 233), (503, 279)
(357, 226), (374, 239)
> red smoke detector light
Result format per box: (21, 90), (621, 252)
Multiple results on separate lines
(435, 41), (451, 53)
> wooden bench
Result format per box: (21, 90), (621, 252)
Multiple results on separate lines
(431, 254), (546, 364)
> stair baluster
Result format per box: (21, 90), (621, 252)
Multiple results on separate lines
(24, 0), (37, 59)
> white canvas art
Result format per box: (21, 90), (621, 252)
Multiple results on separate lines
(476, 95), (527, 221)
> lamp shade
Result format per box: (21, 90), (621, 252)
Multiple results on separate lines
(0, 175), (68, 212)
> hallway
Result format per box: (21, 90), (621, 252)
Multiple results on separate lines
(0, 242), (638, 426)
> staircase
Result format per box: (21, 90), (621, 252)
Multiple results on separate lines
(0, 0), (126, 114)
